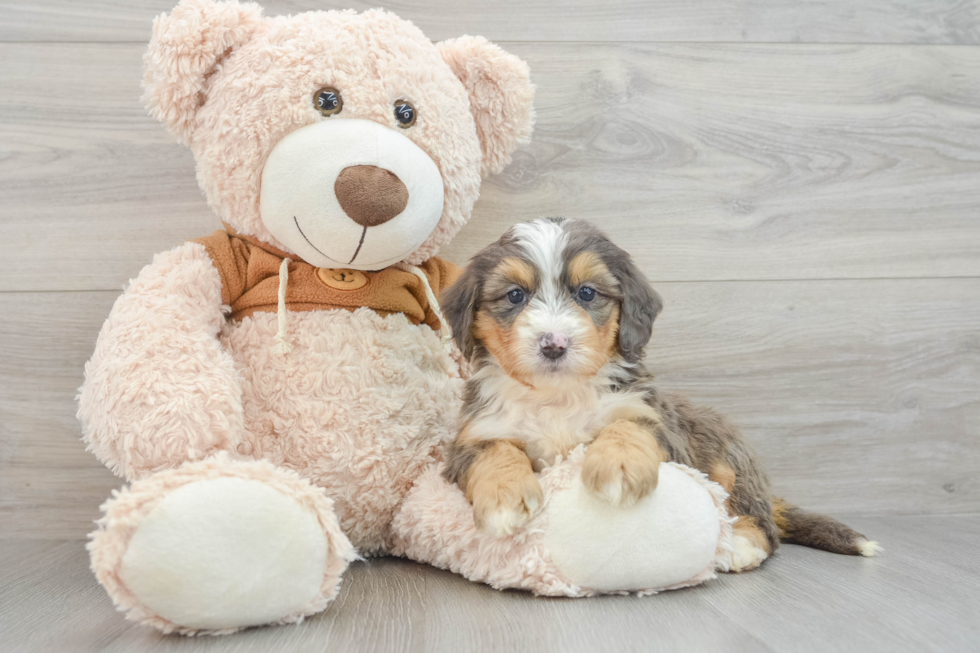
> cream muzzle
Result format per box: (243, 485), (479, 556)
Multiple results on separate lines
(260, 118), (445, 271)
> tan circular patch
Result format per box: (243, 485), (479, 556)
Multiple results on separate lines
(316, 268), (368, 291)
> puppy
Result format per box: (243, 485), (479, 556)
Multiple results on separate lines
(441, 218), (878, 572)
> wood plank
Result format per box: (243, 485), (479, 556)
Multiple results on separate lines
(446, 42), (980, 282)
(649, 278), (980, 517)
(0, 540), (132, 652)
(416, 562), (765, 653)
(3, 42), (980, 291)
(100, 556), (429, 653)
(700, 514), (980, 652)
(2, 516), (978, 652)
(0, 0), (978, 44)
(0, 291), (123, 540)
(2, 278), (976, 539)
(0, 43), (217, 293)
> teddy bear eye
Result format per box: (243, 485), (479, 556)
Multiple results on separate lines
(314, 87), (343, 117)
(394, 100), (416, 128)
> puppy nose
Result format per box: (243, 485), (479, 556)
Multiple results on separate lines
(334, 165), (409, 227)
(539, 333), (568, 360)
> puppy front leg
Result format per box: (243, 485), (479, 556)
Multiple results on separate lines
(446, 437), (543, 537)
(582, 419), (668, 506)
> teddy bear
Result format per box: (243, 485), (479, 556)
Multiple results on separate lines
(78, 0), (732, 635)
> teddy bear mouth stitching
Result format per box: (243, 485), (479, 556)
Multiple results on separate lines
(262, 119), (445, 271)
(293, 216), (419, 267)
(292, 215), (337, 262)
(348, 226), (368, 264)
(294, 215), (366, 264)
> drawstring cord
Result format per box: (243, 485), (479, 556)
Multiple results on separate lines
(273, 257), (292, 354)
(395, 263), (454, 352)
(271, 259), (460, 376)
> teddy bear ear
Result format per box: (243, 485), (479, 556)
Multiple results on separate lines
(142, 0), (264, 145)
(437, 36), (535, 177)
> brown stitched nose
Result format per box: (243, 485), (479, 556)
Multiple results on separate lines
(334, 165), (409, 227)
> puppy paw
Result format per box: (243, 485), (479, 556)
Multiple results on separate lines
(582, 421), (664, 506)
(471, 471), (543, 537)
(728, 534), (769, 573)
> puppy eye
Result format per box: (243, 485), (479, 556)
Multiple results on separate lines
(314, 87), (343, 117)
(507, 288), (526, 304)
(577, 287), (596, 302)
(394, 100), (416, 128)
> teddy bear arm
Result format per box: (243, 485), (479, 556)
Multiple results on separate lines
(78, 241), (244, 481)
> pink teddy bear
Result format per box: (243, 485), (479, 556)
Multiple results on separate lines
(79, 0), (730, 635)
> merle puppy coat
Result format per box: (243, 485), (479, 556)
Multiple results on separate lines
(441, 218), (878, 572)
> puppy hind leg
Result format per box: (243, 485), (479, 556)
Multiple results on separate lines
(729, 516), (774, 572)
(710, 462), (779, 573)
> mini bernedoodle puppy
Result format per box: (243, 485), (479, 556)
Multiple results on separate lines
(441, 218), (879, 572)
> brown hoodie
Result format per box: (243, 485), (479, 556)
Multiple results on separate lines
(192, 228), (461, 331)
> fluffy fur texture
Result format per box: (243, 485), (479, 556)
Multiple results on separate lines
(81, 2), (731, 635)
(142, 1), (534, 265)
(142, 0), (264, 146)
(218, 304), (463, 552)
(391, 448), (733, 597)
(80, 242), (465, 555)
(437, 36), (535, 177)
(78, 242), (243, 480)
(88, 453), (356, 635)
(442, 218), (877, 567)
(81, 0), (540, 634)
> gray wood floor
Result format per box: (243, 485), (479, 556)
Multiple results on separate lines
(1, 1), (979, 651)
(3, 515), (980, 653)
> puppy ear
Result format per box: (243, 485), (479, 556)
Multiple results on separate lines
(612, 254), (663, 364)
(441, 266), (482, 360)
(142, 0), (264, 145)
(437, 36), (535, 177)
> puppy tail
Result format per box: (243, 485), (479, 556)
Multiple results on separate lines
(772, 498), (881, 557)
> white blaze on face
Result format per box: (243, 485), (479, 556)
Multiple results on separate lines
(260, 119), (445, 270)
(512, 220), (592, 377)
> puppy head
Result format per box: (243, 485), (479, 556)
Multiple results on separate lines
(442, 218), (662, 385)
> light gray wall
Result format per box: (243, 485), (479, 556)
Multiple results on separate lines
(1, 1), (978, 539)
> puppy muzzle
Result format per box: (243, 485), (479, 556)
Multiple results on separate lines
(539, 332), (568, 360)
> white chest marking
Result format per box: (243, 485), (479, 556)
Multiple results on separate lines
(467, 368), (654, 469)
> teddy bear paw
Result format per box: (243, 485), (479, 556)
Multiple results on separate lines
(89, 456), (355, 634)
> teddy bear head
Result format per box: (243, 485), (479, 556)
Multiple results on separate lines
(143, 0), (534, 269)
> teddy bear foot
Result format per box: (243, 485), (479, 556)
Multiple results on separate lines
(88, 454), (356, 635)
(391, 448), (733, 596)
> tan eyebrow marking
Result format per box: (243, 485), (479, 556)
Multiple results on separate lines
(494, 256), (537, 290)
(568, 251), (614, 287)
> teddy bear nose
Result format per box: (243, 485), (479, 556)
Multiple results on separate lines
(334, 165), (410, 227)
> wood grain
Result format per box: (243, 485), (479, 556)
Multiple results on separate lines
(0, 291), (121, 540)
(2, 279), (976, 539)
(3, 42), (980, 291)
(0, 0), (978, 44)
(649, 278), (980, 517)
(1, 1), (977, 649)
(698, 514), (980, 653)
(450, 42), (980, 282)
(2, 516), (978, 652)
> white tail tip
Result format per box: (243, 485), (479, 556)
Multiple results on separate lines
(858, 539), (883, 557)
